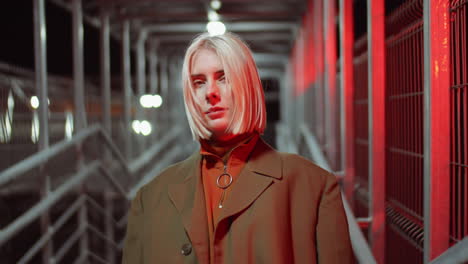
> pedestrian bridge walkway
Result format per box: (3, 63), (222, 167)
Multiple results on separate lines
(0, 0), (467, 263)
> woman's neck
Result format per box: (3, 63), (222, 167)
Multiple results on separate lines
(203, 133), (253, 158)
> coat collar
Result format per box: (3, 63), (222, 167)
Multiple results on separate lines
(167, 138), (282, 262)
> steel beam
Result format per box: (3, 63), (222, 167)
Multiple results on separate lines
(149, 32), (292, 43)
(100, 11), (112, 136)
(339, 0), (355, 203)
(33, 1), (52, 262)
(367, 0), (386, 262)
(324, 0), (338, 170)
(122, 20), (133, 161)
(423, 0), (451, 262)
(136, 31), (148, 98)
(144, 21), (297, 33)
(72, 0), (87, 131)
(34, 0), (49, 151)
(149, 44), (159, 95)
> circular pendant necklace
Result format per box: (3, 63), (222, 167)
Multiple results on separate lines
(217, 164), (233, 208)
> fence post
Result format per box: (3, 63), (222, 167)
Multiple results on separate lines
(423, 0), (450, 262)
(339, 0), (355, 204)
(33, 0), (53, 262)
(122, 20), (133, 161)
(367, 0), (386, 262)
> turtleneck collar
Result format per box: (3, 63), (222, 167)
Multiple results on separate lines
(199, 133), (259, 162)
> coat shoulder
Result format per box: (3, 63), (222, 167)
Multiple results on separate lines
(278, 151), (331, 176)
(275, 151), (336, 188)
(138, 152), (198, 194)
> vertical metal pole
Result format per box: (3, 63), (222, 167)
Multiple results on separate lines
(73, 0), (87, 131)
(149, 43), (159, 140)
(122, 20), (132, 161)
(149, 43), (159, 95)
(160, 54), (168, 128)
(33, 0), (52, 263)
(34, 0), (49, 150)
(100, 16), (114, 259)
(322, 0), (331, 153)
(339, 0), (356, 203)
(367, 0), (386, 262)
(136, 30), (147, 99)
(298, 30), (305, 135)
(72, 0), (88, 261)
(136, 30), (147, 153)
(100, 10), (111, 136)
(105, 192), (115, 263)
(324, 0), (338, 170)
(423, 0), (450, 262)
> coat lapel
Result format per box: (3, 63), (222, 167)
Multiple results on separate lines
(167, 153), (210, 263)
(216, 138), (283, 227)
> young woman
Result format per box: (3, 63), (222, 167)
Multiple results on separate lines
(122, 32), (354, 264)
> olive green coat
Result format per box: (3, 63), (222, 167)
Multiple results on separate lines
(122, 138), (354, 264)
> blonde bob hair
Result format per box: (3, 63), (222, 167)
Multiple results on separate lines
(182, 32), (266, 140)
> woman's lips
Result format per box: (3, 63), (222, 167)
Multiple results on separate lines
(205, 107), (226, 119)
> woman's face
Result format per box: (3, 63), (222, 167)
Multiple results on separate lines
(190, 48), (234, 141)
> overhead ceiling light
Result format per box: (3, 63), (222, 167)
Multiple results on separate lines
(30, 96), (39, 109)
(140, 94), (163, 108)
(208, 10), (219, 21)
(210, 0), (222, 10)
(207, 21), (226, 36)
(30, 96), (50, 109)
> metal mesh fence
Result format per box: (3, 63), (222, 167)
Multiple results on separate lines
(449, 0), (468, 246)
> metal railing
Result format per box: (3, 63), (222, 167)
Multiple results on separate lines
(429, 237), (468, 264)
(0, 123), (187, 263)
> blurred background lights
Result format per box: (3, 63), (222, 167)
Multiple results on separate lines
(30, 96), (39, 109)
(210, 0), (221, 10)
(140, 94), (163, 108)
(208, 10), (219, 21)
(132, 120), (141, 134)
(207, 21), (226, 36)
(139, 120), (152, 136)
(132, 120), (152, 136)
(30, 96), (50, 109)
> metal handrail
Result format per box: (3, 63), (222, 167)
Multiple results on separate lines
(0, 125), (101, 187)
(0, 161), (100, 246)
(128, 125), (184, 173)
(18, 197), (86, 264)
(429, 237), (468, 264)
(0, 123), (183, 190)
(0, 122), (186, 262)
(297, 123), (377, 264)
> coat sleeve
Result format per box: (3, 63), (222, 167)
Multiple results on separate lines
(122, 189), (144, 264)
(316, 172), (355, 263)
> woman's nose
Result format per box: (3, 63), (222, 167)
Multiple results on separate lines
(206, 81), (220, 104)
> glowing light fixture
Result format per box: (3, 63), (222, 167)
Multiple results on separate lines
(30, 96), (50, 109)
(30, 96), (39, 109)
(132, 120), (152, 136)
(140, 94), (153, 108)
(139, 120), (152, 136)
(31, 111), (39, 143)
(208, 10), (219, 21)
(65, 111), (74, 140)
(132, 120), (141, 134)
(210, 0), (221, 10)
(140, 94), (163, 108)
(153, 95), (163, 108)
(207, 21), (226, 36)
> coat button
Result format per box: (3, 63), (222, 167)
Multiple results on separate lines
(181, 243), (192, 256)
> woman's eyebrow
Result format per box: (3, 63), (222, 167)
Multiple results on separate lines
(190, 74), (205, 79)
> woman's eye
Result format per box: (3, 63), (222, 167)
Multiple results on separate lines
(218, 75), (226, 82)
(193, 80), (205, 88)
